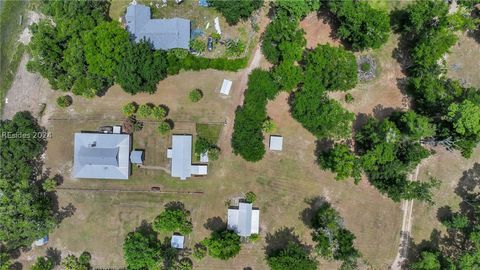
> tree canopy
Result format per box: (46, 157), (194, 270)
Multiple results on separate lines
(202, 230), (241, 260)
(274, 0), (320, 19)
(303, 45), (357, 91)
(266, 242), (318, 270)
(153, 208), (193, 235)
(328, 0), (390, 50)
(123, 230), (162, 270)
(208, 0), (263, 25)
(319, 144), (362, 183)
(0, 112), (56, 249)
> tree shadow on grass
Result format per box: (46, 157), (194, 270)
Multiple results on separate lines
(164, 201), (186, 211)
(203, 216), (226, 232)
(299, 196), (328, 229)
(265, 227), (309, 256)
(46, 247), (62, 266)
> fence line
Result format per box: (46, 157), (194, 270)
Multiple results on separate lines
(56, 187), (204, 195)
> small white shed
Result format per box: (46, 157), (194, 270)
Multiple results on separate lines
(269, 135), (283, 151)
(220, 79), (233, 96)
(171, 235), (185, 249)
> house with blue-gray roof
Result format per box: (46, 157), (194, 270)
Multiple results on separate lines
(125, 3), (191, 50)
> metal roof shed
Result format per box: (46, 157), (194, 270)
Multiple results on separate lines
(130, 150), (144, 164)
(171, 235), (185, 249)
(220, 79), (232, 95)
(227, 202), (260, 237)
(269, 135), (283, 151)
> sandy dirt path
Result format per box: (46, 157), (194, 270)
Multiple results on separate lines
(391, 164), (422, 269)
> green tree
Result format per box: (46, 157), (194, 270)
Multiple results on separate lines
(208, 0), (263, 25)
(153, 208), (193, 235)
(328, 0), (390, 50)
(137, 104), (153, 118)
(56, 95), (72, 108)
(266, 242), (318, 270)
(274, 0), (320, 18)
(122, 102), (138, 117)
(303, 44), (357, 91)
(245, 191), (256, 203)
(42, 178), (57, 192)
(401, 0), (449, 36)
(123, 231), (161, 270)
(31, 257), (54, 270)
(158, 121), (172, 135)
(446, 100), (480, 137)
(83, 21), (130, 78)
(0, 249), (11, 270)
(115, 41), (168, 94)
(319, 144), (362, 183)
(411, 251), (441, 270)
(151, 106), (167, 120)
(396, 111), (436, 140)
(272, 61), (302, 91)
(262, 16), (306, 64)
(292, 91), (355, 139)
(62, 252), (91, 270)
(189, 89), (203, 102)
(0, 112), (56, 249)
(202, 230), (241, 260)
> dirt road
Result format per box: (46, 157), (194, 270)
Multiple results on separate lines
(391, 164), (422, 269)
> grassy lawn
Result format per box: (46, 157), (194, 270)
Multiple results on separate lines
(196, 123), (223, 143)
(0, 0), (27, 114)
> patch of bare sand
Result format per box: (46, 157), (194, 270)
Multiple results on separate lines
(2, 55), (55, 122)
(300, 13), (341, 49)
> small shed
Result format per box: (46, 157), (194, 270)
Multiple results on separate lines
(171, 235), (185, 249)
(214, 17), (221, 34)
(191, 164), (208, 175)
(269, 135), (283, 151)
(33, 236), (49, 247)
(220, 79), (232, 95)
(113, 125), (122, 134)
(130, 150), (144, 165)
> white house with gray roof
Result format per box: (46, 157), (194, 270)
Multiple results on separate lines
(227, 203), (260, 237)
(125, 3), (191, 50)
(168, 135), (207, 180)
(73, 133), (131, 180)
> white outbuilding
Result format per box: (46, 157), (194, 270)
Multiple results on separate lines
(220, 79), (233, 96)
(227, 202), (260, 237)
(171, 235), (185, 249)
(269, 135), (283, 151)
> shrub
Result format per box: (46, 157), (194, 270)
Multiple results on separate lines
(56, 95), (72, 108)
(345, 93), (354, 103)
(122, 102), (138, 116)
(158, 121), (172, 135)
(153, 208), (193, 235)
(202, 230), (241, 260)
(245, 191), (256, 203)
(360, 62), (371, 72)
(137, 104), (153, 118)
(248, 233), (259, 242)
(189, 89), (203, 102)
(193, 243), (207, 260)
(151, 106), (167, 120)
(225, 39), (246, 57)
(262, 118), (276, 133)
(42, 178), (57, 192)
(190, 38), (206, 53)
(208, 147), (220, 161)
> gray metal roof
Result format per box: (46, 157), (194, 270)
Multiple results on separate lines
(227, 203), (260, 237)
(171, 135), (193, 180)
(125, 4), (191, 50)
(130, 150), (143, 164)
(171, 235), (185, 249)
(73, 133), (131, 180)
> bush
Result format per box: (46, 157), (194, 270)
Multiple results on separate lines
(56, 95), (72, 108)
(189, 89), (203, 102)
(245, 191), (256, 203)
(248, 233), (259, 242)
(208, 147), (220, 161)
(193, 243), (207, 260)
(345, 93), (354, 103)
(158, 121), (172, 135)
(137, 104), (153, 118)
(122, 102), (138, 116)
(190, 38), (206, 53)
(262, 118), (276, 133)
(360, 62), (371, 72)
(151, 106), (167, 120)
(225, 39), (246, 57)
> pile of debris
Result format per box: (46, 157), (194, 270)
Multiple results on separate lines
(357, 55), (377, 82)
